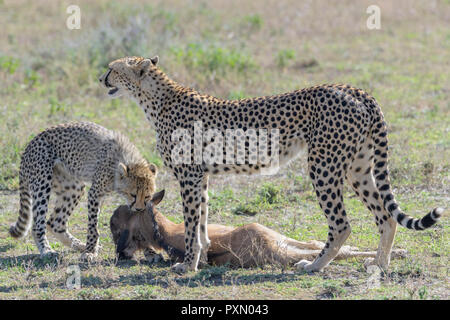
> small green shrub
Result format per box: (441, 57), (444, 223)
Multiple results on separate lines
(257, 182), (282, 205)
(48, 97), (67, 117)
(193, 264), (229, 281)
(242, 14), (264, 31)
(171, 43), (258, 75)
(233, 203), (258, 216)
(0, 55), (20, 74)
(232, 182), (284, 216)
(228, 90), (248, 100)
(322, 281), (347, 298)
(24, 68), (40, 87)
(275, 49), (296, 68)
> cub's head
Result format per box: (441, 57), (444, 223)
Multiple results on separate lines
(115, 162), (158, 212)
(98, 56), (159, 98)
(110, 190), (165, 260)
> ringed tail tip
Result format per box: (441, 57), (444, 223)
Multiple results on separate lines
(417, 207), (443, 230)
(434, 207), (444, 219)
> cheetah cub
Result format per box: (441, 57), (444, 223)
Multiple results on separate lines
(9, 122), (157, 261)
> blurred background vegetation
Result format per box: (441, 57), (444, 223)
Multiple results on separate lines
(0, 0), (449, 191)
(0, 0), (448, 299)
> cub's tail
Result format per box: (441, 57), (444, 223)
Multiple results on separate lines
(9, 179), (32, 239)
(370, 109), (443, 230)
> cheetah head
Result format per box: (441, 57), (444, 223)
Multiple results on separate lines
(110, 190), (165, 260)
(99, 56), (159, 98)
(115, 162), (158, 212)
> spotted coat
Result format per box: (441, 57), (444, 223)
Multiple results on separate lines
(99, 56), (442, 273)
(9, 122), (157, 260)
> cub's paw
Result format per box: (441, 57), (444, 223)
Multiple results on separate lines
(71, 241), (86, 252)
(80, 252), (98, 263)
(145, 253), (164, 264)
(40, 248), (58, 259)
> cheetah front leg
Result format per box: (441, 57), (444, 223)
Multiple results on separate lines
(295, 154), (351, 272)
(199, 174), (211, 264)
(171, 174), (204, 273)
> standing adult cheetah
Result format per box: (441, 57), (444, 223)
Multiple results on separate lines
(99, 56), (443, 273)
(9, 122), (157, 260)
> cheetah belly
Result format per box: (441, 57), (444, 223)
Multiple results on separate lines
(53, 158), (95, 185)
(205, 138), (307, 176)
(278, 138), (307, 168)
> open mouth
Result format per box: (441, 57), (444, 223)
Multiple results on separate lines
(108, 87), (119, 95)
(104, 69), (119, 95)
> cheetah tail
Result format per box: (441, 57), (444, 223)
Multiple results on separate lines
(370, 112), (443, 230)
(9, 182), (32, 239)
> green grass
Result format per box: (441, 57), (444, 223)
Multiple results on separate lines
(170, 43), (258, 77)
(0, 0), (448, 300)
(275, 49), (296, 68)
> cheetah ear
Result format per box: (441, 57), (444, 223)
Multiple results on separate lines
(150, 56), (159, 66)
(118, 163), (128, 178)
(148, 163), (158, 176)
(137, 59), (152, 79)
(151, 190), (165, 207)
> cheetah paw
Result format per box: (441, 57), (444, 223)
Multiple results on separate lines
(363, 258), (377, 270)
(171, 262), (196, 274)
(198, 249), (209, 266)
(295, 259), (315, 272)
(71, 242), (86, 252)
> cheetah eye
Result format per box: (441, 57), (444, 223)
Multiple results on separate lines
(130, 193), (136, 198)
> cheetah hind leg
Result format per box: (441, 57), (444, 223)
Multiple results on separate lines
(31, 183), (57, 257)
(47, 178), (86, 252)
(346, 139), (398, 271)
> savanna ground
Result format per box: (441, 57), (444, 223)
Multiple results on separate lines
(0, 0), (448, 300)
